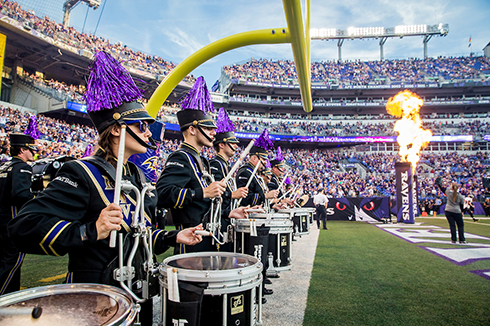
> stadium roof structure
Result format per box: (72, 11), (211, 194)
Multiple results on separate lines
(310, 24), (449, 61)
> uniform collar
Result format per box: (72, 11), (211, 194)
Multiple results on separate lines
(181, 142), (199, 154)
(216, 154), (229, 167)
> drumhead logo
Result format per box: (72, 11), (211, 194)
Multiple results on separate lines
(230, 294), (244, 315)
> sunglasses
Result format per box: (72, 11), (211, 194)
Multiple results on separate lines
(126, 120), (149, 133)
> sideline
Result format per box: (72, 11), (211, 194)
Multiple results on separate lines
(262, 227), (321, 325)
(152, 227), (321, 325)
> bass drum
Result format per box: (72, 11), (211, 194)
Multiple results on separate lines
(31, 156), (76, 194)
(0, 283), (137, 326)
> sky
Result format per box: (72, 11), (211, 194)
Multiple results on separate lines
(14, 0), (490, 86)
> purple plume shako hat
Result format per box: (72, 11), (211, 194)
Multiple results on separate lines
(251, 129), (273, 159)
(83, 51), (155, 134)
(214, 107), (238, 145)
(177, 76), (216, 131)
(270, 146), (286, 168)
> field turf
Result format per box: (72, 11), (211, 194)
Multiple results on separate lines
(18, 218), (490, 325)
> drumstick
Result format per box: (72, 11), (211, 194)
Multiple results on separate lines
(277, 171), (289, 192)
(0, 306), (42, 319)
(236, 160), (261, 207)
(194, 230), (213, 236)
(222, 139), (255, 185)
(110, 124), (127, 248)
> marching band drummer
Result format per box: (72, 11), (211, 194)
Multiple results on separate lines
(209, 108), (248, 252)
(269, 147), (295, 207)
(235, 129), (279, 208)
(156, 77), (249, 254)
(0, 133), (36, 295)
(7, 52), (202, 326)
(235, 130), (279, 299)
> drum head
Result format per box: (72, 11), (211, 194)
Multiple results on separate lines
(167, 252), (257, 271)
(0, 283), (135, 326)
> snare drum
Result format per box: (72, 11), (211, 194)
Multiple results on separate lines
(303, 207), (316, 224)
(278, 208), (310, 236)
(159, 252), (263, 326)
(0, 283), (137, 326)
(235, 219), (293, 277)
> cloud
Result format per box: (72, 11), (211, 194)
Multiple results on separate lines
(160, 27), (205, 60)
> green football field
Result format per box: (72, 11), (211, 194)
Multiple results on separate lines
(16, 218), (490, 325)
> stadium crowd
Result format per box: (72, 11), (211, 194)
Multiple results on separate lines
(1, 105), (488, 209)
(0, 0), (195, 83)
(18, 72), (86, 103)
(0, 106), (96, 160)
(223, 57), (490, 85)
(16, 71), (490, 138)
(157, 111), (490, 137)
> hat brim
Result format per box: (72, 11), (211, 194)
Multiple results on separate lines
(195, 119), (217, 129)
(253, 152), (269, 159)
(274, 162), (287, 169)
(26, 144), (37, 151)
(121, 108), (155, 125)
(225, 136), (239, 143)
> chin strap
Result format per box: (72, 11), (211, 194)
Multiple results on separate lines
(227, 142), (237, 153)
(196, 125), (214, 143)
(125, 124), (157, 151)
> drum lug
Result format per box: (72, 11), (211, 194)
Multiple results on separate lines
(113, 266), (135, 282)
(226, 225), (234, 243)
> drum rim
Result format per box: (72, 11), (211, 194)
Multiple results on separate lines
(248, 213), (290, 218)
(235, 218), (293, 226)
(0, 283), (136, 325)
(159, 252), (262, 280)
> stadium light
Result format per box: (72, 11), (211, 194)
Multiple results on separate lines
(63, 0), (101, 27)
(310, 23), (449, 60)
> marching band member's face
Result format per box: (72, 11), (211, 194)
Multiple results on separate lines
(262, 173), (271, 183)
(273, 166), (284, 178)
(22, 147), (35, 162)
(196, 126), (216, 148)
(126, 120), (152, 155)
(224, 142), (237, 158)
(258, 156), (268, 172)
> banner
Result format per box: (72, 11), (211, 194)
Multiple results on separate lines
(325, 197), (390, 222)
(129, 147), (159, 183)
(395, 162), (414, 223)
(0, 33), (6, 96)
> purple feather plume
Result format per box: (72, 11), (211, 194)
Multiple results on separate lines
(180, 76), (214, 113)
(23, 115), (40, 140)
(265, 159), (271, 169)
(83, 51), (143, 112)
(83, 144), (93, 157)
(216, 107), (235, 133)
(255, 129), (274, 151)
(276, 146), (283, 161)
(284, 177), (291, 185)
